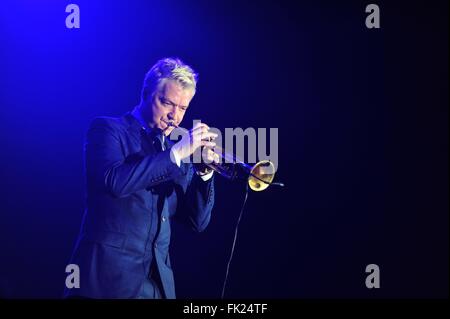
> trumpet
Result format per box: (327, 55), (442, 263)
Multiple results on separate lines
(163, 120), (283, 191)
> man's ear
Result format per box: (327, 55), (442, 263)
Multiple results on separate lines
(143, 87), (157, 103)
(149, 91), (157, 104)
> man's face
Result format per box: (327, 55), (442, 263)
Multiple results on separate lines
(147, 79), (194, 135)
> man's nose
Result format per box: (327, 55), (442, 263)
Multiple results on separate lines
(167, 106), (179, 119)
(167, 108), (175, 120)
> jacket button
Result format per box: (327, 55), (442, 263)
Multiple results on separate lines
(162, 215), (166, 222)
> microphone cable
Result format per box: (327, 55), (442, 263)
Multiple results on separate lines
(221, 182), (250, 299)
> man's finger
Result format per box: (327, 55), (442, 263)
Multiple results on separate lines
(192, 123), (209, 131)
(191, 126), (209, 135)
(201, 141), (216, 148)
(201, 132), (218, 141)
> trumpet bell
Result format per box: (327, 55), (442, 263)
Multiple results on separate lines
(203, 145), (277, 191)
(248, 160), (275, 191)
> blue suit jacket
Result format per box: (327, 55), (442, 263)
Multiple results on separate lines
(65, 112), (214, 299)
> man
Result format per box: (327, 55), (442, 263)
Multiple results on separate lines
(65, 57), (218, 299)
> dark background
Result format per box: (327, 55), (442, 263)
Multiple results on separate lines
(0, 0), (447, 298)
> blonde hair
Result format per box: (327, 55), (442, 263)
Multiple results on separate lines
(141, 57), (198, 101)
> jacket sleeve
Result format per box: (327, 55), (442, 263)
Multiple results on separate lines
(175, 167), (215, 232)
(85, 117), (183, 198)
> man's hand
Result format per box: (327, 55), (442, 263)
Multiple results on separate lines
(171, 122), (217, 160)
(195, 147), (221, 176)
